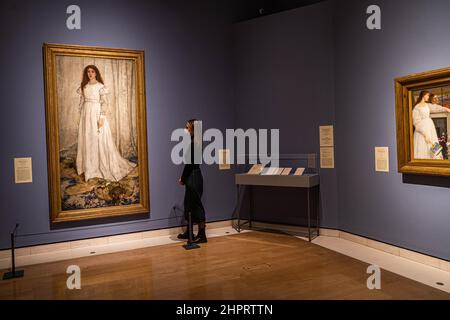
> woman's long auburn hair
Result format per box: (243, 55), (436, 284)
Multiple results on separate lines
(80, 65), (104, 92)
(414, 90), (430, 107)
(429, 93), (440, 105)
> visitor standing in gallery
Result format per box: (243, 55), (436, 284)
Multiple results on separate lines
(178, 119), (207, 243)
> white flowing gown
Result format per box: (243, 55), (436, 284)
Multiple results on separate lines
(76, 82), (136, 181)
(412, 102), (447, 159)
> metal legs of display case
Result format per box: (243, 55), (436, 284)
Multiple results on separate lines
(307, 185), (321, 242)
(316, 185), (320, 238)
(249, 186), (254, 229)
(235, 185), (250, 233)
(3, 224), (24, 280)
(234, 185), (259, 233)
(234, 184), (320, 242)
(307, 188), (311, 241)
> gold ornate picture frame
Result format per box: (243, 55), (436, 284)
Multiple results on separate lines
(43, 43), (150, 223)
(395, 67), (450, 176)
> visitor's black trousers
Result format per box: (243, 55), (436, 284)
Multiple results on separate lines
(184, 169), (206, 223)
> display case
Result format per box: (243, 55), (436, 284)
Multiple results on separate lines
(235, 153), (319, 176)
(233, 154), (320, 241)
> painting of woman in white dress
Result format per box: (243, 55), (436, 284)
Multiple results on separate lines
(394, 67), (450, 177)
(412, 90), (450, 159)
(76, 65), (136, 182)
(56, 57), (141, 211)
(43, 43), (149, 223)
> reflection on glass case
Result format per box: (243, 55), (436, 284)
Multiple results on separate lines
(236, 154), (319, 176)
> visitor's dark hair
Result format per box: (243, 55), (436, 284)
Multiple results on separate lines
(415, 90), (430, 106)
(186, 119), (199, 134)
(80, 65), (104, 93)
(186, 119), (202, 146)
(187, 119), (198, 128)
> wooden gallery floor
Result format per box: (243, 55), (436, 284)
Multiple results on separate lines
(0, 231), (448, 300)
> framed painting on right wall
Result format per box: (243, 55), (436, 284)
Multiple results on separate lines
(395, 67), (450, 176)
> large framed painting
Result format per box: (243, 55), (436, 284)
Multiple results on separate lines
(43, 43), (150, 223)
(395, 67), (450, 176)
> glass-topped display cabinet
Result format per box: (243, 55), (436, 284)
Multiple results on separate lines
(233, 153), (320, 242)
(235, 153), (319, 176)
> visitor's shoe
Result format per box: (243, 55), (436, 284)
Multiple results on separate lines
(177, 227), (191, 240)
(177, 231), (189, 239)
(193, 229), (207, 243)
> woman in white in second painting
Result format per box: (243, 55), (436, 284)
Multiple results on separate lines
(412, 90), (450, 159)
(76, 65), (136, 182)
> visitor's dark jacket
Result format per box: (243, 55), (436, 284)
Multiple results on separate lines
(181, 136), (200, 184)
(181, 135), (205, 222)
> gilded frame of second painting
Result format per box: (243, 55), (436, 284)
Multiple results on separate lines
(43, 43), (150, 223)
(395, 66), (450, 176)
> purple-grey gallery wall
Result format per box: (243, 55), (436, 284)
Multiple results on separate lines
(334, 0), (450, 260)
(0, 0), (237, 249)
(233, 0), (450, 261)
(233, 1), (339, 228)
